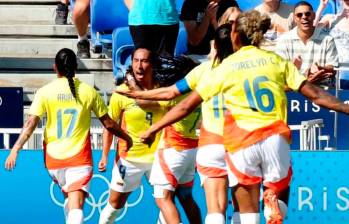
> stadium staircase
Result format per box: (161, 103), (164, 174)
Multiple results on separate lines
(0, 0), (115, 104)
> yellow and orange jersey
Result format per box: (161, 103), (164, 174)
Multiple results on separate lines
(175, 60), (215, 95)
(163, 93), (201, 151)
(196, 46), (307, 152)
(29, 78), (108, 169)
(198, 93), (226, 146)
(110, 84), (169, 163)
(175, 60), (225, 147)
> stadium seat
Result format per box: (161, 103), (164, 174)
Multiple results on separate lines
(112, 27), (133, 50)
(112, 27), (134, 83)
(174, 26), (188, 56)
(113, 44), (134, 85)
(90, 0), (129, 53)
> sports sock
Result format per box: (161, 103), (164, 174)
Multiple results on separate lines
(205, 213), (225, 224)
(78, 34), (88, 42)
(240, 213), (260, 224)
(99, 202), (122, 224)
(67, 208), (83, 224)
(157, 212), (167, 224)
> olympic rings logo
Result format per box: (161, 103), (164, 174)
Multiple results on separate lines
(50, 174), (144, 222)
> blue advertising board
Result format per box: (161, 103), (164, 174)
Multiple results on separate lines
(287, 90), (349, 150)
(1, 150), (349, 224)
(0, 87), (23, 148)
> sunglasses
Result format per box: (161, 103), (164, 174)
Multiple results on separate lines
(295, 11), (312, 18)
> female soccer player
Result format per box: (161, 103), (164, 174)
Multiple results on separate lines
(139, 10), (349, 224)
(98, 48), (171, 224)
(117, 20), (241, 224)
(4, 48), (132, 224)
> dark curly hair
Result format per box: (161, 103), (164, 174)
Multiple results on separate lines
(153, 54), (199, 87)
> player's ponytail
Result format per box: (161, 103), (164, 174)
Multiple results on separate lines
(55, 48), (78, 100)
(213, 23), (234, 65)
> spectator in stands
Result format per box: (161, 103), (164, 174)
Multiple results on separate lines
(125, 0), (180, 56)
(275, 1), (338, 88)
(55, 0), (69, 25)
(4, 48), (132, 224)
(73, 0), (91, 58)
(255, 0), (295, 51)
(314, 0), (349, 89)
(180, 0), (239, 62)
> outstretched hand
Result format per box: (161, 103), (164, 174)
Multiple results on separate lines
(292, 55), (302, 70)
(140, 130), (156, 147)
(4, 150), (18, 171)
(125, 136), (133, 152)
(98, 156), (107, 172)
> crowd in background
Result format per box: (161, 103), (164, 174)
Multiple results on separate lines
(5, 1), (349, 224)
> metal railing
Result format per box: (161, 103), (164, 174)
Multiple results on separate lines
(290, 119), (331, 150)
(0, 127), (117, 150)
(0, 119), (330, 151)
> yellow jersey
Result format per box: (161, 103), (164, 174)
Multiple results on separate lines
(29, 78), (108, 169)
(162, 93), (201, 150)
(110, 84), (169, 163)
(196, 46), (307, 152)
(176, 60), (226, 146)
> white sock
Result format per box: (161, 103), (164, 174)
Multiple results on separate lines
(63, 199), (69, 222)
(205, 213), (225, 224)
(240, 213), (260, 224)
(231, 212), (241, 224)
(157, 212), (167, 224)
(99, 202), (122, 224)
(67, 209), (83, 224)
(78, 34), (88, 42)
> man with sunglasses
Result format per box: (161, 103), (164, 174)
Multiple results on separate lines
(275, 1), (338, 89)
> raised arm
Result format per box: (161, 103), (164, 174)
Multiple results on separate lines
(299, 81), (349, 114)
(140, 90), (203, 145)
(314, 0), (330, 27)
(5, 115), (40, 170)
(117, 84), (181, 101)
(184, 2), (218, 46)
